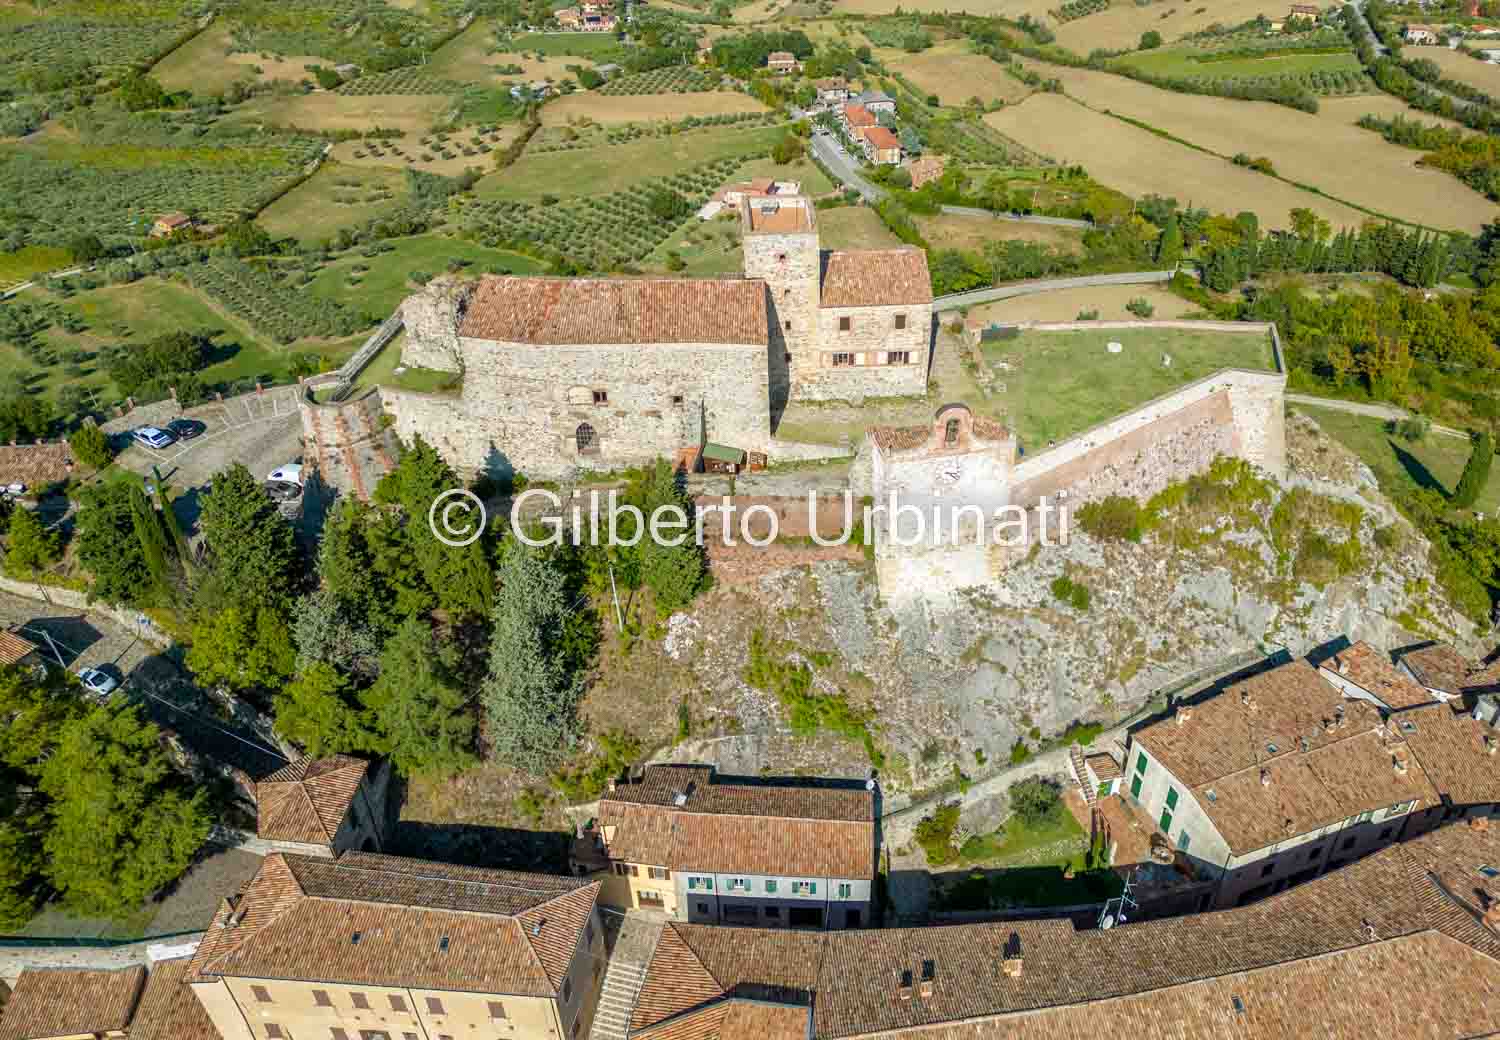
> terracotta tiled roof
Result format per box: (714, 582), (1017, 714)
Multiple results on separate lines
(861, 126), (900, 151)
(842, 104), (876, 127)
(127, 959), (219, 1040)
(0, 443), (73, 488)
(460, 277), (769, 347)
(1136, 660), (1445, 853)
(815, 77), (847, 90)
(629, 823), (1500, 1039)
(0, 966), (144, 1040)
(0, 630), (37, 666)
(1400, 703), (1500, 807)
(255, 755), (369, 845)
(599, 766), (875, 878)
(1084, 753), (1120, 780)
(1397, 643), (1472, 696)
(1320, 641), (1436, 709)
(632, 999), (812, 1040)
(820, 250), (932, 308)
(190, 852), (598, 996)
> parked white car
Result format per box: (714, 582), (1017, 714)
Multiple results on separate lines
(77, 666), (120, 697)
(132, 426), (176, 450)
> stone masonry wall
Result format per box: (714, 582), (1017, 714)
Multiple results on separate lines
(399, 276), (470, 373)
(741, 222), (820, 409)
(800, 303), (930, 401)
(385, 339), (774, 479)
(300, 387), (399, 501)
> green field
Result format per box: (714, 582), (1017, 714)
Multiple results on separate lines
(1295, 404), (1500, 516)
(306, 234), (546, 316)
(353, 332), (463, 395)
(257, 163), (411, 243)
(8, 278), (361, 408)
(505, 32), (627, 59)
(0, 246), (72, 286)
(1115, 49), (1363, 81)
(476, 124), (789, 201)
(979, 327), (1277, 451)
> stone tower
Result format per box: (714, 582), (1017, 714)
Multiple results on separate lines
(399, 274), (471, 373)
(739, 195), (820, 410)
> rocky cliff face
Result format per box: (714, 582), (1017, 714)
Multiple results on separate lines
(624, 411), (1476, 799)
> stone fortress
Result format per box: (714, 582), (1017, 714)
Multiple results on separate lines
(303, 196), (1287, 601)
(379, 193), (934, 479)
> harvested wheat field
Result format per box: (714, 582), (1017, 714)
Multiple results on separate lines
(1055, 0), (1287, 52)
(1024, 61), (1496, 231)
(886, 43), (1032, 105)
(1420, 47), (1500, 96)
(540, 92), (770, 125)
(985, 94), (1366, 230)
(153, 26), (328, 93)
(838, 0), (1053, 16)
(1318, 93), (1468, 131)
(964, 284), (1197, 323)
(223, 93), (453, 134)
(916, 212), (1083, 252)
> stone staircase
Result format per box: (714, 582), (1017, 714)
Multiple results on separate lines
(589, 915), (663, 1040)
(1068, 743), (1096, 810)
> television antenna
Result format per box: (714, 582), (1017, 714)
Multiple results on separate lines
(1098, 867), (1140, 930)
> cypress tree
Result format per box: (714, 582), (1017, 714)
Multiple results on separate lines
(1453, 430), (1494, 510)
(1156, 213), (1183, 267)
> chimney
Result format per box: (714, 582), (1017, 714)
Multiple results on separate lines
(1393, 748), (1410, 776)
(1002, 958), (1023, 978)
(1486, 735), (1498, 757)
(1260, 769), (1272, 787)
(1485, 902), (1500, 934)
(1240, 690), (1252, 709)
(1175, 706), (1193, 727)
(606, 778), (616, 793)
(1471, 816), (1491, 834)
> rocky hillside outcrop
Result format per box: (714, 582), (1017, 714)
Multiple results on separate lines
(603, 410), (1477, 801)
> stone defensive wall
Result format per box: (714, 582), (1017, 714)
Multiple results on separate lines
(1006, 321), (1286, 512)
(299, 380), (401, 501)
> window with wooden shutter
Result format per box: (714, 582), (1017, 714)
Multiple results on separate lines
(426, 997), (445, 1015)
(252, 985), (273, 1004)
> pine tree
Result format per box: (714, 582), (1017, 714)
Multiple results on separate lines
(1453, 429), (1494, 510)
(197, 463), (297, 612)
(75, 482), (153, 606)
(39, 704), (211, 917)
(481, 540), (584, 774)
(3, 505), (59, 578)
(362, 617), (475, 778)
(273, 661), (376, 757)
(1156, 213), (1183, 267)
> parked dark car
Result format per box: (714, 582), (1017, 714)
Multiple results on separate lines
(165, 418), (207, 440)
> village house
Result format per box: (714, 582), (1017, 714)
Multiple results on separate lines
(0, 967), (144, 1040)
(904, 154), (946, 188)
(1122, 641), (1500, 909)
(1404, 21), (1441, 42)
(578, 764), (877, 929)
(624, 819), (1500, 1040)
(182, 852), (606, 1040)
(0, 628), (40, 670)
(150, 212), (195, 238)
(252, 755), (391, 858)
(0, 440), (74, 497)
(814, 76), (850, 104)
(696, 176), (801, 220)
(852, 89), (896, 115)
(766, 50), (799, 73)
(1394, 640), (1491, 700)
(556, 2), (617, 30)
(859, 124), (902, 164)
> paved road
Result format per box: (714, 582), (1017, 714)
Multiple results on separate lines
(934, 269), (1176, 311)
(811, 132), (883, 201)
(1347, 0), (1389, 55)
(1288, 393), (1468, 439)
(937, 204), (1091, 229)
(2, 266), (86, 299)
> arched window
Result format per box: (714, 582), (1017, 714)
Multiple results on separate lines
(576, 422), (599, 456)
(944, 418), (960, 446)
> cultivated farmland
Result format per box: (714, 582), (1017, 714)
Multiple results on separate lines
(1054, 0), (1292, 52)
(915, 213), (1084, 254)
(837, 0), (1054, 17)
(539, 91), (771, 125)
(1020, 60), (1496, 232)
(329, 123), (523, 176)
(979, 326), (1276, 449)
(1419, 46), (1500, 96)
(221, 92), (454, 134)
(983, 94), (1366, 230)
(256, 163), (409, 243)
(476, 123), (789, 200)
(151, 25), (326, 94)
(597, 66), (715, 95)
(884, 43), (1032, 106)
